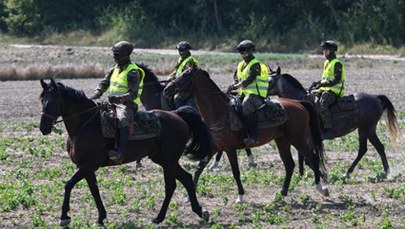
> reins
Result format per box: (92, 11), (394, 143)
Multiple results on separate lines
(53, 105), (98, 124)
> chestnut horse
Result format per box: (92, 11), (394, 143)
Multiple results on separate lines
(268, 67), (399, 178)
(164, 67), (329, 203)
(139, 63), (255, 175)
(39, 79), (213, 226)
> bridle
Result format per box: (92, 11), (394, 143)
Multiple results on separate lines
(41, 89), (98, 128)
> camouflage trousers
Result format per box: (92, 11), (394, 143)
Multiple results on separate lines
(319, 91), (337, 128)
(242, 94), (264, 115)
(115, 104), (136, 128)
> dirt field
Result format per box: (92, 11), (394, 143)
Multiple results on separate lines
(0, 47), (404, 228)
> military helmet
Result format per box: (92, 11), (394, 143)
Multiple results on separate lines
(237, 40), (255, 53)
(112, 41), (133, 56)
(176, 41), (192, 51)
(320, 40), (338, 51)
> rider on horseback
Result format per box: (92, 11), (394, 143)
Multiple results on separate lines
(90, 41), (145, 164)
(162, 41), (200, 110)
(310, 40), (346, 129)
(227, 40), (270, 147)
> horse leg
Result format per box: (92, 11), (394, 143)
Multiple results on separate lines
(152, 168), (176, 224)
(60, 167), (89, 227)
(368, 131), (389, 176)
(85, 172), (107, 226)
(225, 149), (245, 203)
(245, 148), (256, 168)
(189, 158), (210, 202)
(275, 138), (294, 196)
(298, 152), (304, 176)
(209, 151), (223, 171)
(344, 131), (368, 179)
(135, 159), (143, 169)
(175, 164), (209, 222)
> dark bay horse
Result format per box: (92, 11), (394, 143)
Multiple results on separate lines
(139, 63), (255, 172)
(268, 67), (399, 178)
(39, 79), (213, 226)
(163, 67), (329, 203)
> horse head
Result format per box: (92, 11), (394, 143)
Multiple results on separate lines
(268, 67), (308, 100)
(268, 66), (282, 96)
(163, 67), (194, 97)
(39, 78), (64, 135)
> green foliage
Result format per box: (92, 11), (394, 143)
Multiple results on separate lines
(0, 0), (404, 49)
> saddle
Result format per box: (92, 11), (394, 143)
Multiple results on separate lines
(311, 94), (359, 118)
(99, 103), (161, 140)
(228, 98), (288, 131)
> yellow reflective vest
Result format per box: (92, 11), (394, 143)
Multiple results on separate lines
(319, 58), (346, 97)
(109, 63), (145, 105)
(237, 59), (269, 98)
(175, 56), (199, 76)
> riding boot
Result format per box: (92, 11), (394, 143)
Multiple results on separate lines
(243, 113), (258, 147)
(109, 126), (129, 164)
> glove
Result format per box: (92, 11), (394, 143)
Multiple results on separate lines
(310, 82), (317, 89)
(90, 90), (101, 99)
(226, 85), (236, 93)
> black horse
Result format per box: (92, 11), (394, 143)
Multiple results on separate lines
(39, 78), (213, 226)
(268, 67), (399, 178)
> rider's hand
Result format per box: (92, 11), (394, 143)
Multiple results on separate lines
(226, 85), (236, 94)
(310, 82), (318, 90)
(90, 90), (101, 99)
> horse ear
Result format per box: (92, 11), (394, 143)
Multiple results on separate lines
(50, 78), (57, 88)
(277, 66), (281, 74)
(40, 78), (48, 89)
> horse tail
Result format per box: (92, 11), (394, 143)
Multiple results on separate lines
(378, 95), (399, 146)
(175, 106), (214, 161)
(300, 100), (327, 179)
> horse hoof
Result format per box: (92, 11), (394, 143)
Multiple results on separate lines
(136, 162), (142, 169)
(323, 188), (330, 197)
(201, 209), (210, 222)
(59, 218), (71, 227)
(93, 222), (105, 228)
(342, 173), (350, 179)
(316, 183), (329, 197)
(235, 195), (244, 203)
(150, 217), (162, 224)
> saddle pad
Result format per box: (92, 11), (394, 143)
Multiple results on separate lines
(228, 99), (288, 131)
(100, 109), (161, 140)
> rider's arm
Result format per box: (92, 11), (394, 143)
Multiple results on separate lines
(234, 63), (260, 89)
(320, 62), (342, 87)
(119, 69), (141, 104)
(94, 67), (114, 94)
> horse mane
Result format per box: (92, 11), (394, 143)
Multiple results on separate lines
(196, 68), (225, 96)
(61, 84), (89, 102)
(137, 63), (163, 87)
(282, 74), (306, 91)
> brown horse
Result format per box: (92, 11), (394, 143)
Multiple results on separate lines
(39, 78), (213, 226)
(163, 67), (329, 202)
(268, 67), (399, 178)
(139, 63), (255, 177)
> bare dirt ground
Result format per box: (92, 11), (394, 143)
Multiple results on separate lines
(0, 46), (404, 228)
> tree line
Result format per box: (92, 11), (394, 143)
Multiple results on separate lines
(0, 0), (403, 52)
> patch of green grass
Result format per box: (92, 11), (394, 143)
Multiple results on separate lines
(383, 184), (405, 203)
